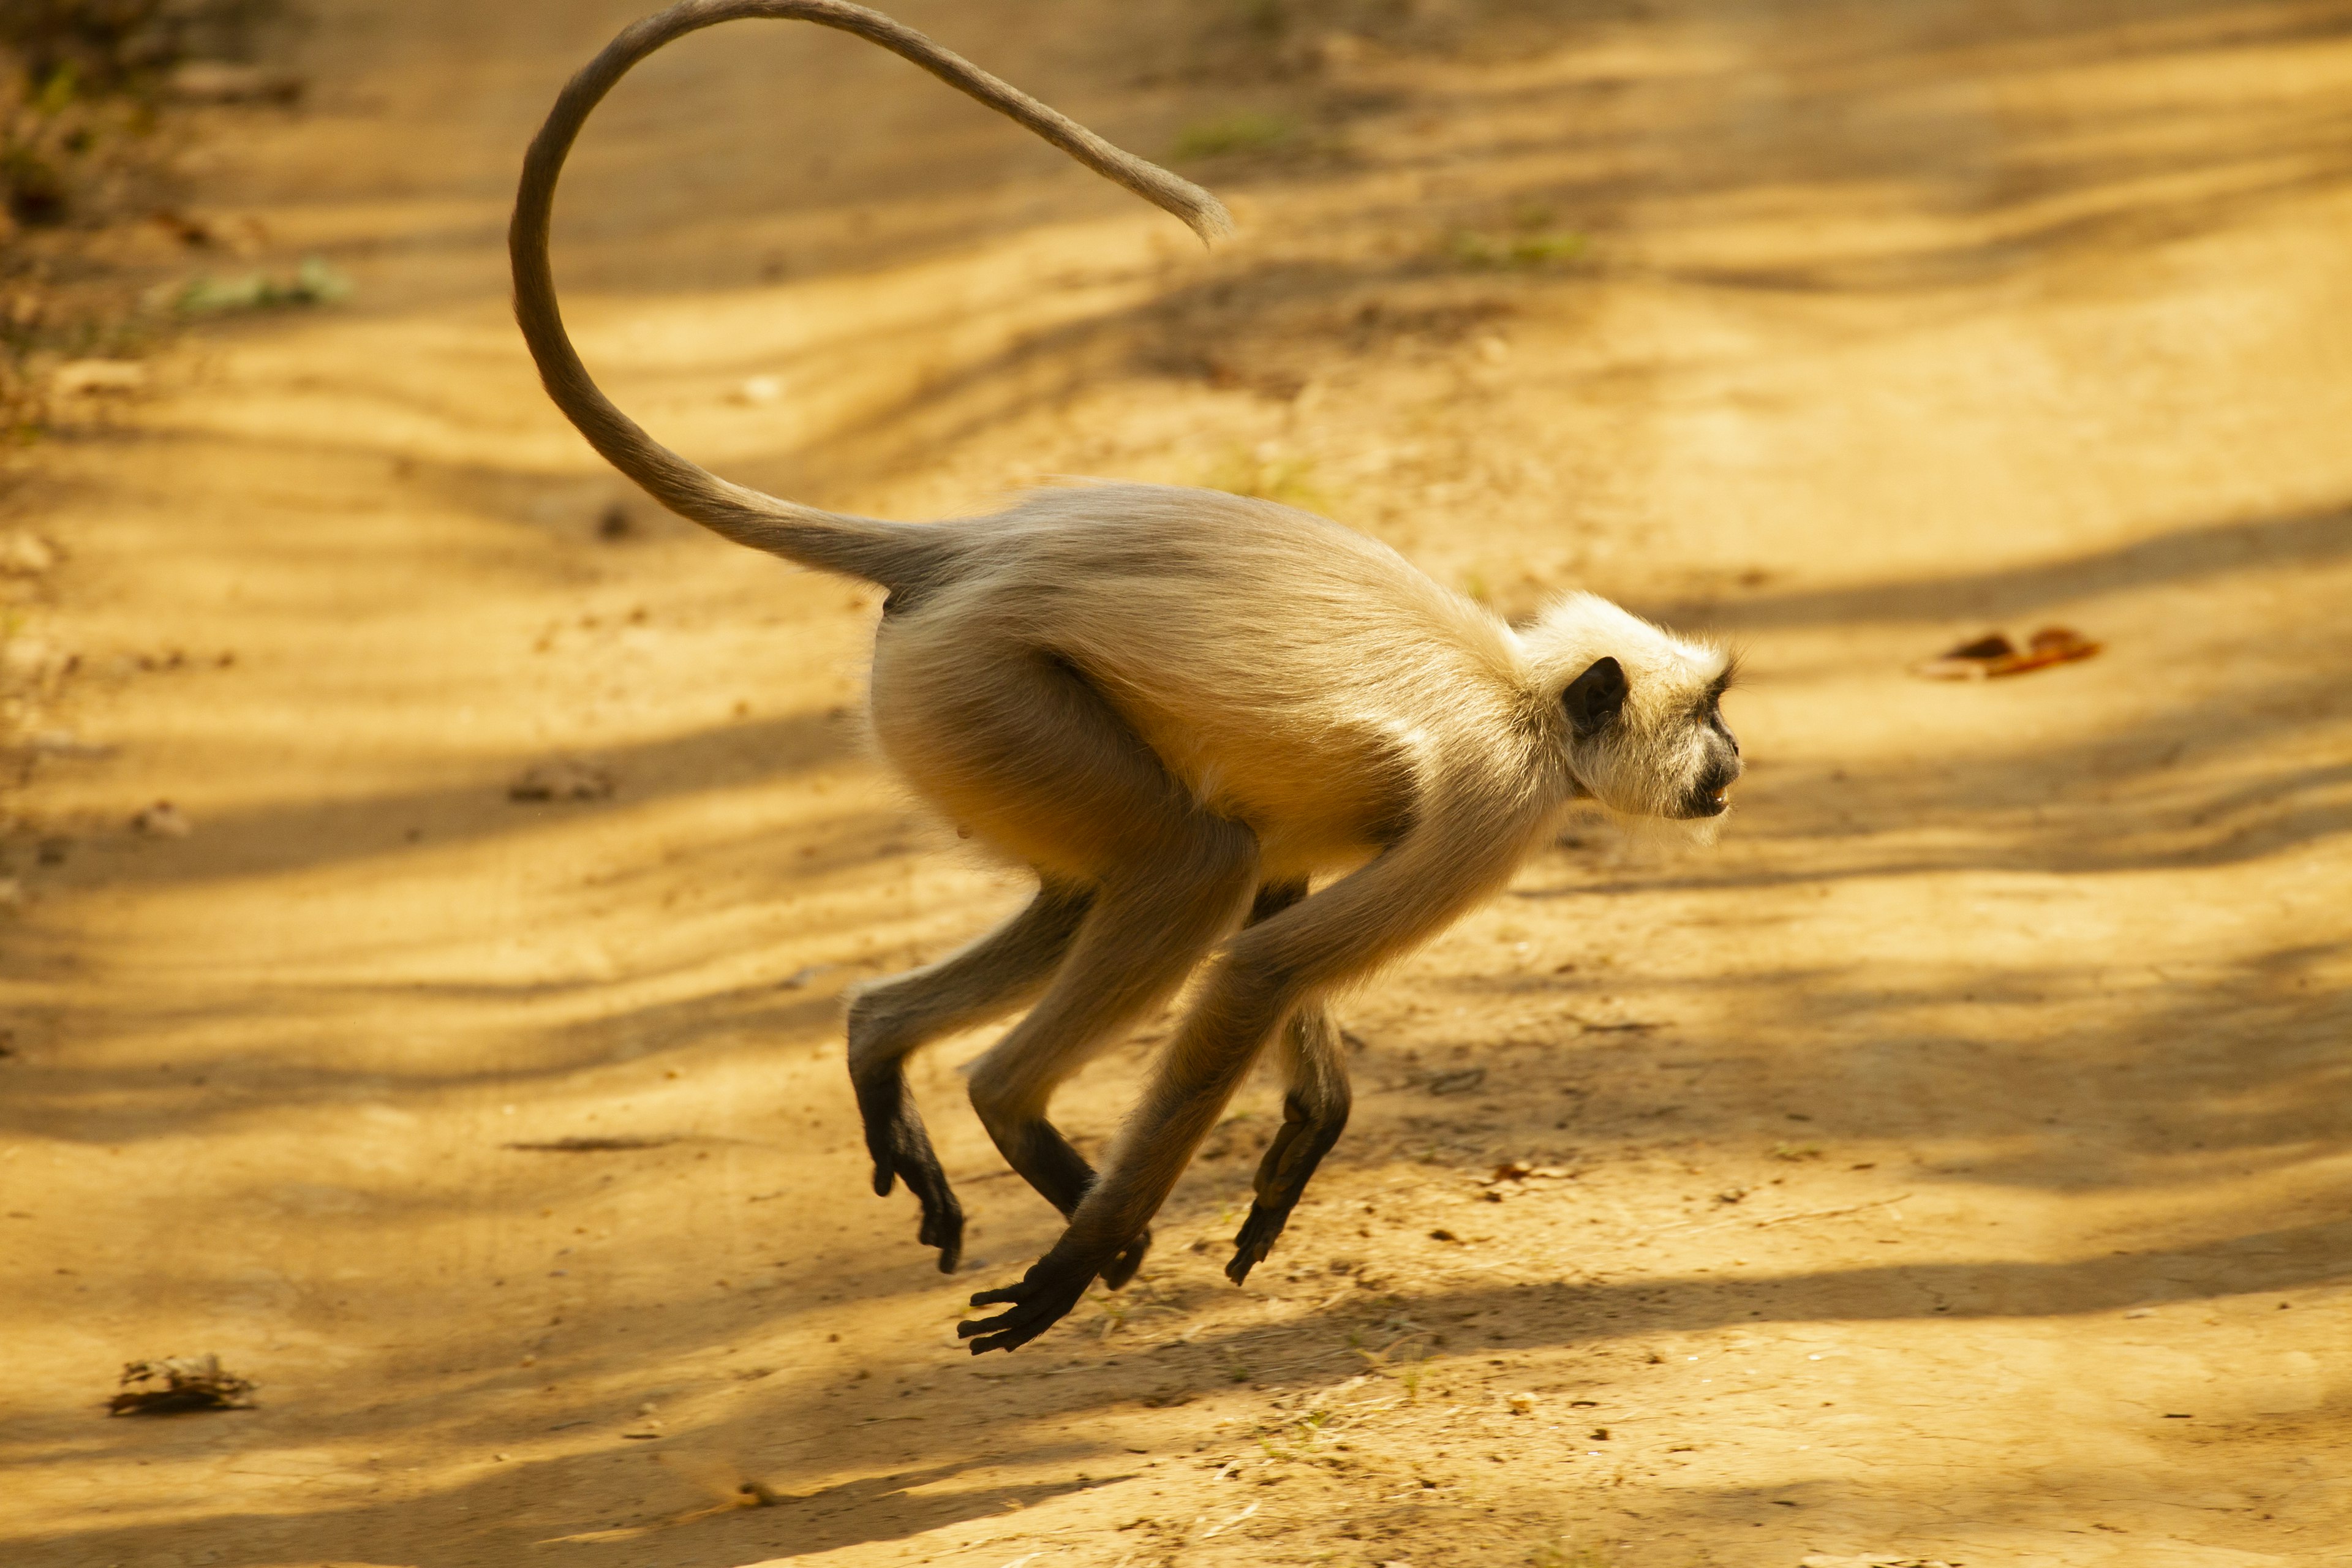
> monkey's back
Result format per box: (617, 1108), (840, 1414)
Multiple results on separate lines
(870, 484), (1542, 876)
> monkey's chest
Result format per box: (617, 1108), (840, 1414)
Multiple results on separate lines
(1112, 695), (1420, 873)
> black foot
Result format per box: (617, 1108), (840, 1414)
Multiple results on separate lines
(957, 1252), (1093, 1354)
(1224, 1088), (1349, 1286)
(1226, 1203), (1289, 1285)
(1101, 1227), (1152, 1289)
(854, 1069), (964, 1273)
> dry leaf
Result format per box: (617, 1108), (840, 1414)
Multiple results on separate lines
(108, 1355), (255, 1415)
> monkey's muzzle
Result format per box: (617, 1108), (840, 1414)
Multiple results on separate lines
(1683, 759), (1741, 818)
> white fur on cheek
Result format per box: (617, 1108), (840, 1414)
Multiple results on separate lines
(1521, 592), (1730, 821)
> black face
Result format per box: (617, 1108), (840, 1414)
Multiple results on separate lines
(1683, 696), (1743, 817)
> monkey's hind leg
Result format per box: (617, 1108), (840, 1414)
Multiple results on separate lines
(965, 818), (1257, 1298)
(848, 881), (1094, 1273)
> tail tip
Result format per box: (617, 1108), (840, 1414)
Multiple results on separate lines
(1186, 196), (1237, 245)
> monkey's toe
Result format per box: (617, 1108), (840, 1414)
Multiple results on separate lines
(918, 1194), (965, 1274)
(1225, 1202), (1291, 1285)
(958, 1256), (1091, 1354)
(1099, 1228), (1152, 1290)
(892, 1158), (963, 1273)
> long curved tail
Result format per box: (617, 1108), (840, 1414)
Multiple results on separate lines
(510, 0), (1232, 588)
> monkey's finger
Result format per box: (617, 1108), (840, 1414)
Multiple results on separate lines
(959, 1265), (1090, 1352)
(957, 1300), (1033, 1352)
(1226, 1205), (1287, 1285)
(917, 1197), (963, 1272)
(894, 1158), (964, 1270)
(912, 1213), (959, 1278)
(921, 1209), (963, 1274)
(959, 1303), (1056, 1354)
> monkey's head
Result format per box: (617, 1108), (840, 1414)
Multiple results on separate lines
(1521, 593), (1741, 820)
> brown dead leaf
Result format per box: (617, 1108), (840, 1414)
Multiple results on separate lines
(1913, 625), (2101, 679)
(107, 1355), (256, 1415)
(1483, 1161), (1575, 1186)
(508, 758), (613, 802)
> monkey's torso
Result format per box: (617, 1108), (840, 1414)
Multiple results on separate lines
(869, 484), (1561, 881)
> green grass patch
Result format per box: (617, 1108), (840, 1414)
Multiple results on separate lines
(1173, 110), (1295, 160)
(168, 256), (352, 315)
(1448, 228), (1588, 269)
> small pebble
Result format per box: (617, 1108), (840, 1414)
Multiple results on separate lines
(131, 801), (194, 838)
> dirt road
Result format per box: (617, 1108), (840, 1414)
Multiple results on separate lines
(6, 2), (2351, 1564)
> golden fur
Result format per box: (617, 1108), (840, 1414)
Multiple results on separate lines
(511, 0), (1741, 1353)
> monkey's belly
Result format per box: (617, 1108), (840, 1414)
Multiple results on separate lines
(867, 627), (1412, 883)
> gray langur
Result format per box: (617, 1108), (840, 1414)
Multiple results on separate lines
(511, 0), (1742, 1354)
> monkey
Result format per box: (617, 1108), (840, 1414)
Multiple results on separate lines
(511, 0), (1742, 1354)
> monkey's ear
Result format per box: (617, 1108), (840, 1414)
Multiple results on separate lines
(1562, 656), (1627, 737)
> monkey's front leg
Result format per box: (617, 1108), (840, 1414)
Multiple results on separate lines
(1228, 1000), (1350, 1284)
(1221, 880), (1352, 1286)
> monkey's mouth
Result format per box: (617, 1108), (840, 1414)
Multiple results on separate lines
(1683, 783), (1732, 818)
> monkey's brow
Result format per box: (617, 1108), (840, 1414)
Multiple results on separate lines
(1705, 654), (1742, 699)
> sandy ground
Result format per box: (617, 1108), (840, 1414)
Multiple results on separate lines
(5, 2), (2352, 1565)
